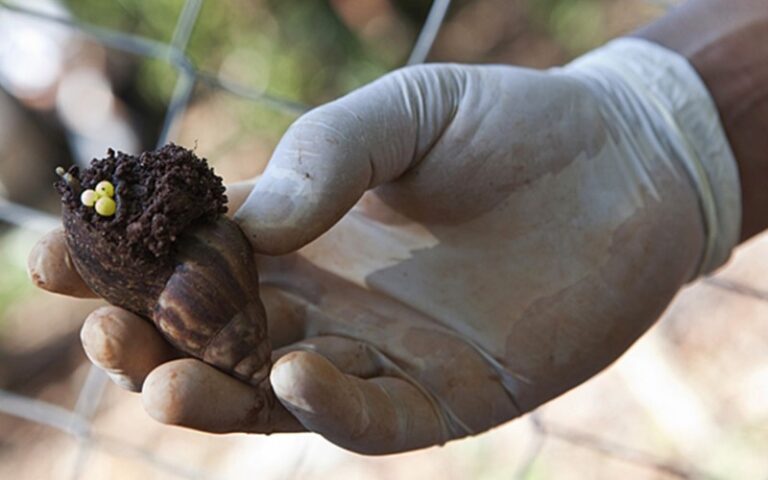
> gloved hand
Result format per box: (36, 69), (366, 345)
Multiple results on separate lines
(28, 38), (740, 454)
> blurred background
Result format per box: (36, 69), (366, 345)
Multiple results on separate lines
(1, 0), (767, 479)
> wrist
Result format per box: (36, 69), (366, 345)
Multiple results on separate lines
(563, 38), (741, 277)
(634, 0), (768, 242)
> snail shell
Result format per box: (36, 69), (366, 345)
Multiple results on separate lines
(62, 204), (271, 388)
(155, 219), (271, 386)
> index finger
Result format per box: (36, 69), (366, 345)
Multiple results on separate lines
(27, 228), (97, 298)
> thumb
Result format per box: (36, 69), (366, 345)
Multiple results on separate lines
(234, 65), (465, 255)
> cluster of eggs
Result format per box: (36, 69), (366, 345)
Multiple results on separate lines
(80, 180), (116, 217)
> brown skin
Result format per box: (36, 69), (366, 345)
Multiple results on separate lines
(634, 0), (768, 243)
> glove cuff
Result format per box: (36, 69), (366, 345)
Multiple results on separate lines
(564, 37), (741, 278)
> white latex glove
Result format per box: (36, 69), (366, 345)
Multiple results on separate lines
(29, 38), (740, 454)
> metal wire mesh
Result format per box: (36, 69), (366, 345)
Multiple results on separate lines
(0, 1), (763, 479)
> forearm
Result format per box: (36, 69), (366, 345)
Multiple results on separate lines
(634, 0), (768, 242)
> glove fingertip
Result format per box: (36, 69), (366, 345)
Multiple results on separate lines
(27, 228), (96, 298)
(271, 351), (367, 433)
(234, 195), (323, 255)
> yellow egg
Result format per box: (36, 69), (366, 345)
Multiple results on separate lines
(95, 180), (115, 198)
(80, 189), (98, 207)
(95, 196), (116, 217)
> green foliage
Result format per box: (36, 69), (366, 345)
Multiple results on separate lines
(64, 0), (393, 107)
(135, 59), (179, 108)
(528, 0), (607, 56)
(56, 0), (615, 160)
(64, 0), (182, 41)
(186, 0), (391, 103)
(0, 231), (36, 326)
(64, 0), (185, 104)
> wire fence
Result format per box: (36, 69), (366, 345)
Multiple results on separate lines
(0, 1), (762, 479)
